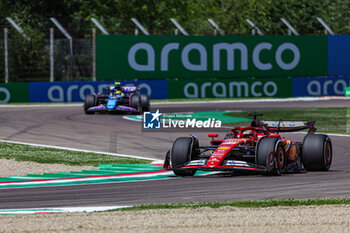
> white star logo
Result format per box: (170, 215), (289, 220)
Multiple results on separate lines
(150, 109), (162, 122)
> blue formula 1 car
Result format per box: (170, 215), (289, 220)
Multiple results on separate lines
(84, 83), (150, 114)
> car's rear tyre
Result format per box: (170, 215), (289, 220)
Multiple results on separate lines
(84, 94), (96, 115)
(131, 94), (141, 113)
(140, 94), (150, 112)
(171, 137), (196, 176)
(302, 134), (332, 171)
(256, 137), (286, 176)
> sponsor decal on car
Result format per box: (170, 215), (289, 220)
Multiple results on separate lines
(122, 86), (137, 92)
(222, 139), (241, 144)
(222, 141), (239, 145)
(212, 151), (226, 156)
(222, 160), (250, 167)
(188, 160), (207, 166)
(106, 99), (117, 109)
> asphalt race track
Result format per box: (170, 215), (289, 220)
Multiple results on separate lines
(0, 98), (350, 209)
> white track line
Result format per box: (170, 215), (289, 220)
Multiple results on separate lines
(0, 104), (82, 108)
(0, 140), (157, 161)
(321, 133), (350, 137)
(152, 96), (350, 105)
(122, 115), (142, 121)
(0, 206), (131, 215)
(281, 132), (350, 137)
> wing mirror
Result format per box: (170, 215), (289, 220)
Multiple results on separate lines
(208, 134), (218, 140)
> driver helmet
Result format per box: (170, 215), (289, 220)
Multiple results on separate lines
(108, 86), (116, 96)
(243, 129), (252, 134)
(115, 85), (122, 95)
(243, 129), (255, 137)
(108, 86), (115, 92)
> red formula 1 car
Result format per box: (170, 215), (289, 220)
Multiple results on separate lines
(164, 114), (332, 176)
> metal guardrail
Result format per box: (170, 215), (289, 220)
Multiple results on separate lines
(317, 17), (335, 35)
(170, 18), (189, 35)
(281, 18), (299, 35)
(246, 19), (264, 35)
(131, 18), (150, 35)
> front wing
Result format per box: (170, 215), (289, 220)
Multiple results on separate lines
(164, 159), (305, 174)
(86, 105), (139, 113)
(165, 159), (267, 173)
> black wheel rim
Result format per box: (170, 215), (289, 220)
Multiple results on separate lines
(277, 147), (285, 169)
(325, 142), (332, 165)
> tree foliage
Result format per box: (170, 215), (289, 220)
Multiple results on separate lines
(1, 0), (349, 36)
(0, 0), (349, 81)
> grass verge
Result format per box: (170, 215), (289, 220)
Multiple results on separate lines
(225, 107), (350, 134)
(0, 142), (149, 166)
(114, 198), (350, 211)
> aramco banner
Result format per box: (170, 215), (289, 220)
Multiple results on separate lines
(97, 35), (328, 80)
(168, 78), (292, 99)
(0, 83), (29, 103)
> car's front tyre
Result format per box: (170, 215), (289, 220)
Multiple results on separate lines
(171, 137), (196, 176)
(256, 137), (286, 176)
(84, 94), (96, 115)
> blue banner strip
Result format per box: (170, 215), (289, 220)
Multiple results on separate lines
(29, 80), (168, 102)
(292, 77), (350, 97)
(328, 35), (350, 76)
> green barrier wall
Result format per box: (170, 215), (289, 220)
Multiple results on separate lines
(0, 83), (29, 103)
(168, 78), (293, 99)
(345, 87), (350, 97)
(97, 35), (327, 80)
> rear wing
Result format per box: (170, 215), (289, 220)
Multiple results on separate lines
(121, 86), (138, 93)
(261, 120), (316, 133)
